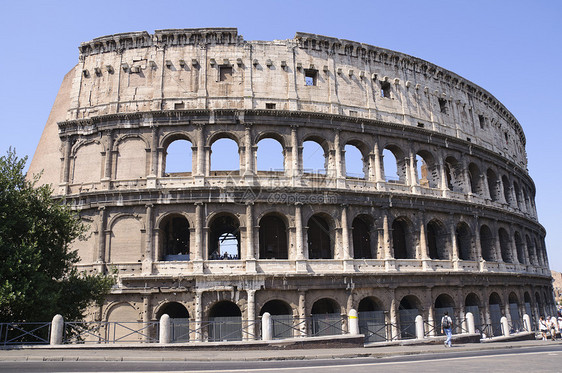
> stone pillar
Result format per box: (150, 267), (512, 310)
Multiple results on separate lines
(97, 207), (107, 264)
(348, 309), (359, 335)
(195, 291), (203, 341)
(246, 203), (255, 260)
(450, 216), (459, 267)
(408, 149), (418, 190)
(334, 130), (343, 179)
(194, 203), (203, 261)
(143, 204), (153, 274)
(341, 205), (351, 260)
(61, 136), (72, 186)
(389, 290), (398, 340)
(195, 124), (205, 181)
(419, 214), (428, 260)
(291, 126), (300, 181)
(295, 203), (304, 260)
(474, 216), (484, 269)
(439, 158), (448, 192)
(374, 142), (384, 185)
(103, 131), (113, 181)
(466, 312), (476, 334)
(298, 291), (307, 337)
(246, 289), (256, 340)
(415, 315), (424, 339)
(262, 313), (273, 340)
(150, 126), (159, 176)
(50, 314), (64, 345)
(159, 314), (171, 344)
(244, 124), (254, 176)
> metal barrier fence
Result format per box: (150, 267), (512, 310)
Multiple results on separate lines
(0, 322), (51, 346)
(63, 321), (159, 343)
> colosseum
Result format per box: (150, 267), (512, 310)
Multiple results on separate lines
(29, 28), (553, 342)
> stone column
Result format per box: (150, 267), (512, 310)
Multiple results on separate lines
(295, 203), (304, 260)
(493, 220), (504, 263)
(196, 124), (205, 182)
(246, 289), (256, 340)
(244, 124), (254, 176)
(449, 216), (459, 267)
(246, 203), (255, 260)
(61, 136), (72, 186)
(150, 126), (159, 176)
(474, 216), (484, 269)
(439, 158), (448, 192)
(341, 205), (351, 260)
(419, 214), (430, 271)
(97, 207), (107, 264)
(298, 291), (307, 337)
(194, 203), (204, 261)
(142, 296), (151, 342)
(194, 291), (203, 341)
(291, 126), (300, 182)
(383, 210), (394, 272)
(374, 142), (384, 185)
(334, 130), (343, 179)
(389, 289), (398, 340)
(143, 204), (153, 275)
(103, 131), (113, 181)
(408, 149), (418, 190)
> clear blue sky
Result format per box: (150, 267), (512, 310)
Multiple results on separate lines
(1, 0), (560, 269)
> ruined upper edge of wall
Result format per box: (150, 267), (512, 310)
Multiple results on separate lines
(77, 28), (525, 146)
(78, 28), (242, 58)
(294, 32), (524, 145)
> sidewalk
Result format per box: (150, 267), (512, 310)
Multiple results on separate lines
(0, 338), (557, 362)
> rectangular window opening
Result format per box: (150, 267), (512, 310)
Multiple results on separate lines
(266, 103), (276, 109)
(438, 98), (448, 114)
(380, 81), (391, 98)
(349, 110), (357, 117)
(478, 114), (485, 129)
(304, 69), (318, 86)
(219, 65), (233, 82)
(417, 122), (424, 128)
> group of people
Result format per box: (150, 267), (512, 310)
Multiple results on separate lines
(539, 314), (562, 341)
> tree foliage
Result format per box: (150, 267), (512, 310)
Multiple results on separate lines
(0, 149), (114, 322)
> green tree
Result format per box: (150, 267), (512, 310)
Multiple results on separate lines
(0, 149), (114, 322)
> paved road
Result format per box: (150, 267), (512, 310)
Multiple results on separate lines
(1, 340), (561, 372)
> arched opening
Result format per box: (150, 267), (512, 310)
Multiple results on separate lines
(160, 214), (190, 261)
(535, 292), (544, 318)
(498, 228), (512, 263)
(344, 143), (366, 179)
(392, 218), (413, 259)
(210, 137), (239, 174)
(435, 294), (455, 335)
(256, 138), (284, 172)
(480, 225), (495, 261)
(358, 297), (386, 343)
(165, 138), (193, 175)
(416, 151), (439, 188)
(468, 163), (483, 195)
(352, 215), (375, 259)
(487, 169), (499, 201)
(307, 214), (333, 259)
(526, 234), (536, 265)
(524, 292), (535, 330)
(427, 220), (448, 260)
(444, 156), (463, 192)
(302, 139), (327, 175)
(259, 300), (293, 339)
(310, 298), (341, 337)
(501, 175), (511, 204)
(208, 214), (240, 260)
(514, 232), (525, 264)
(465, 293), (482, 332)
(399, 295), (421, 339)
(508, 292), (521, 332)
(489, 292), (503, 337)
(115, 138), (147, 180)
(258, 214), (288, 259)
(456, 222), (473, 260)
(157, 302), (190, 342)
(535, 238), (544, 266)
(383, 146), (406, 184)
(513, 181), (522, 208)
(208, 301), (242, 342)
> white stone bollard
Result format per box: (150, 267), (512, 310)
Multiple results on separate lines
(523, 314), (531, 332)
(262, 312), (273, 341)
(501, 316), (510, 337)
(415, 315), (425, 339)
(159, 314), (171, 344)
(466, 312), (475, 334)
(50, 314), (64, 345)
(348, 309), (359, 335)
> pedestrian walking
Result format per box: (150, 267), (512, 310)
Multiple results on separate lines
(539, 316), (548, 341)
(441, 311), (453, 347)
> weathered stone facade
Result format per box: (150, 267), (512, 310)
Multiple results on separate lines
(29, 28), (552, 340)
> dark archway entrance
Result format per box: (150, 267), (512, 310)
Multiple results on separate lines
(208, 301), (242, 341)
(157, 302), (190, 342)
(310, 298), (341, 336)
(358, 297), (386, 342)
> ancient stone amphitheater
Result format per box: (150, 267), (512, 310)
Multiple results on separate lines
(29, 28), (553, 342)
